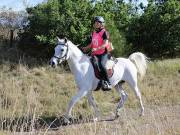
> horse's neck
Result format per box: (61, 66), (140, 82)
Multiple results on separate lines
(67, 42), (90, 75)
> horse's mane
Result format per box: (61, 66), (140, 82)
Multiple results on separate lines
(68, 40), (90, 60)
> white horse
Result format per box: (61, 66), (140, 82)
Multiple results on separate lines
(50, 37), (148, 121)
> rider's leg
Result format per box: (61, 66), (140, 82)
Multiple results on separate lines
(96, 55), (104, 79)
(101, 53), (112, 89)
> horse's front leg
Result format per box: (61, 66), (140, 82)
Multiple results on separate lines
(65, 89), (88, 121)
(87, 92), (101, 121)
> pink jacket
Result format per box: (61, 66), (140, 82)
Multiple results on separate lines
(90, 29), (106, 55)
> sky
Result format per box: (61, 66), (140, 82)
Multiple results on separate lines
(0, 0), (148, 11)
(0, 0), (45, 11)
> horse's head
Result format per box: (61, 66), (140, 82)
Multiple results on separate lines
(50, 37), (69, 67)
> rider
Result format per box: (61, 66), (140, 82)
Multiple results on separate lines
(83, 16), (112, 90)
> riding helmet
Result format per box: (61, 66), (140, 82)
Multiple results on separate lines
(94, 16), (105, 24)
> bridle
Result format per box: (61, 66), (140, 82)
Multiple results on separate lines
(53, 42), (69, 61)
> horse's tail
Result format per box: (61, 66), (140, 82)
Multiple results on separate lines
(128, 52), (149, 80)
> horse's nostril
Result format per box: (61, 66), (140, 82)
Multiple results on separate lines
(50, 61), (55, 67)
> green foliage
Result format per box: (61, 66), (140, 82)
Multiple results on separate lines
(18, 0), (93, 57)
(18, 0), (180, 58)
(126, 0), (180, 58)
(18, 0), (130, 58)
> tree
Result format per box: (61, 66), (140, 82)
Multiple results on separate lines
(18, 0), (132, 57)
(126, 0), (180, 57)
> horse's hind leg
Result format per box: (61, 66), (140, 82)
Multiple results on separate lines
(128, 80), (144, 116)
(134, 85), (144, 116)
(87, 92), (101, 121)
(114, 83), (128, 118)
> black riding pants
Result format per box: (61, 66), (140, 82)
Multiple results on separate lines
(95, 53), (109, 82)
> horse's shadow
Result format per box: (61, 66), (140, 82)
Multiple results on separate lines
(37, 115), (117, 130)
(36, 116), (82, 129)
(0, 115), (117, 132)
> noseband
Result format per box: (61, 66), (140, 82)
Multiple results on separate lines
(53, 43), (69, 61)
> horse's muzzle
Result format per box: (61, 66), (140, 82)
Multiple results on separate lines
(49, 60), (56, 68)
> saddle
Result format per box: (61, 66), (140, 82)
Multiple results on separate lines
(91, 55), (117, 80)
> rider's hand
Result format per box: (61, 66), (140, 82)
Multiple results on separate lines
(81, 44), (91, 52)
(92, 48), (97, 52)
(81, 47), (87, 52)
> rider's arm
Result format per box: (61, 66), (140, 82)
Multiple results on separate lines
(82, 44), (91, 51)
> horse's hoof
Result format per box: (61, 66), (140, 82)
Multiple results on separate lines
(115, 109), (121, 119)
(62, 115), (73, 125)
(139, 110), (144, 117)
(115, 113), (120, 119)
(139, 112), (144, 117)
(64, 117), (71, 124)
(93, 117), (99, 122)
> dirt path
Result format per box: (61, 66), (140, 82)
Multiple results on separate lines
(16, 105), (179, 135)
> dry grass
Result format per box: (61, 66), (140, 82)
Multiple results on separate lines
(0, 55), (179, 134)
(43, 106), (180, 135)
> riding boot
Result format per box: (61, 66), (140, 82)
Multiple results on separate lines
(102, 71), (112, 90)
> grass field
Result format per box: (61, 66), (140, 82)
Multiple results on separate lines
(0, 47), (179, 134)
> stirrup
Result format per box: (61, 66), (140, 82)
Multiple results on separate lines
(102, 81), (112, 91)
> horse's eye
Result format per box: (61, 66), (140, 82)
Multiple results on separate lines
(61, 49), (64, 52)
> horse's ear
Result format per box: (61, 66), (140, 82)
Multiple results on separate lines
(64, 37), (67, 43)
(57, 36), (61, 43)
